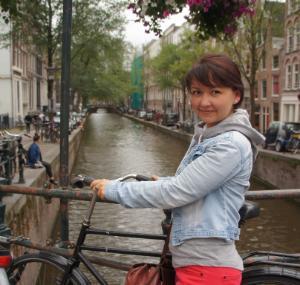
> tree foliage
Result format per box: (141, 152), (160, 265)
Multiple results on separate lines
(71, 0), (133, 105)
(148, 29), (223, 91)
(0, 0), (133, 105)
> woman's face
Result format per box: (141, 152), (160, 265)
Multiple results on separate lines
(190, 79), (240, 128)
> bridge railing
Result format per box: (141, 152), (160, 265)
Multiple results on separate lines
(0, 184), (300, 271)
(1, 184), (300, 202)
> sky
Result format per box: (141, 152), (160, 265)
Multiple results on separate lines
(123, 8), (188, 49)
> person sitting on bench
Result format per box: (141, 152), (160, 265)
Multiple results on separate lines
(27, 133), (57, 185)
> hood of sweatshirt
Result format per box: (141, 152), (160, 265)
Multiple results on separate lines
(194, 109), (265, 160)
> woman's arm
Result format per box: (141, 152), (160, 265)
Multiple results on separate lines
(95, 137), (249, 209)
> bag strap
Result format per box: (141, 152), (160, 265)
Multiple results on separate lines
(160, 223), (172, 265)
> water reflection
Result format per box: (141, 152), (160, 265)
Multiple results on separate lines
(70, 110), (300, 284)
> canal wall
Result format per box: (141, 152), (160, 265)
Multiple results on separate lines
(122, 113), (300, 190)
(252, 151), (300, 189)
(3, 127), (84, 261)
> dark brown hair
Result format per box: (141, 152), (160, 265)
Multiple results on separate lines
(185, 54), (244, 108)
(33, 133), (40, 142)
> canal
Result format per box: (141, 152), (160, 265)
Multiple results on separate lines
(69, 109), (300, 285)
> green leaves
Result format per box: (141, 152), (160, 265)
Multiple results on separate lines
(70, 0), (131, 103)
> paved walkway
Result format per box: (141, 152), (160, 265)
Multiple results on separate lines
(2, 126), (82, 216)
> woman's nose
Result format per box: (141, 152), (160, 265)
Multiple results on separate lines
(199, 93), (211, 106)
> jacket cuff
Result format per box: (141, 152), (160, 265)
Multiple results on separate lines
(104, 181), (120, 203)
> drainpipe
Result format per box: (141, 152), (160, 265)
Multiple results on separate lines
(59, 0), (73, 244)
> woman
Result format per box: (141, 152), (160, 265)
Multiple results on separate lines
(91, 54), (265, 285)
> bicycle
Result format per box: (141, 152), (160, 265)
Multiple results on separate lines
(0, 174), (299, 284)
(287, 131), (300, 154)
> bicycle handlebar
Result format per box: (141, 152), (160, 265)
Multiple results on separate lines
(71, 173), (151, 188)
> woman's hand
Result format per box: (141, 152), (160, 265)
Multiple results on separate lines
(90, 179), (110, 200)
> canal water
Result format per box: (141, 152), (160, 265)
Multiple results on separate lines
(69, 110), (300, 285)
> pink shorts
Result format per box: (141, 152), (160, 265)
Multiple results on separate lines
(176, 265), (242, 285)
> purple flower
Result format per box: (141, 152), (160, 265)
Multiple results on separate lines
(187, 0), (203, 7)
(163, 9), (170, 17)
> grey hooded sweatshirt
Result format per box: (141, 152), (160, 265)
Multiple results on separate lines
(170, 109), (265, 270)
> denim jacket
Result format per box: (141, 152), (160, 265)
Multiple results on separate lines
(104, 110), (265, 246)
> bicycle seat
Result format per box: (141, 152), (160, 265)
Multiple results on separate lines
(238, 200), (260, 225)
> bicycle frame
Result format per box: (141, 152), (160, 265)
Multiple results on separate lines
(1, 175), (300, 284)
(61, 174), (168, 284)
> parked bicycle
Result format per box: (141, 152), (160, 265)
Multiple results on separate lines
(0, 132), (19, 184)
(287, 131), (300, 154)
(0, 174), (299, 284)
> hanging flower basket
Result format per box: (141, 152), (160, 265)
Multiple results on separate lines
(128, 0), (256, 39)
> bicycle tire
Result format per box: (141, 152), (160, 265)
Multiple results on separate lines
(242, 265), (300, 284)
(7, 251), (91, 285)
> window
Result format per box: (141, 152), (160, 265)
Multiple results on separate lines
(254, 104), (260, 130)
(283, 104), (295, 121)
(255, 80), (258, 98)
(273, 102), (279, 121)
(272, 75), (279, 95)
(36, 57), (43, 76)
(294, 63), (300, 89)
(295, 22), (300, 50)
(17, 81), (20, 113)
(262, 80), (267, 98)
(272, 55), (279, 69)
(286, 65), (293, 89)
(262, 51), (266, 69)
(288, 27), (294, 52)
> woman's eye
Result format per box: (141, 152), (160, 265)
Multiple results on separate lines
(211, 89), (221, 96)
(191, 90), (201, 96)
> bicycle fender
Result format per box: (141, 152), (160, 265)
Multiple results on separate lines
(26, 251), (91, 285)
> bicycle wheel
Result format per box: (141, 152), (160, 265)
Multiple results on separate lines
(7, 252), (90, 285)
(242, 266), (300, 284)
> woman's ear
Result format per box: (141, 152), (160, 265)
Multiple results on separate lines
(234, 91), (241, 105)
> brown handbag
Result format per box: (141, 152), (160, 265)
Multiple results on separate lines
(125, 226), (175, 285)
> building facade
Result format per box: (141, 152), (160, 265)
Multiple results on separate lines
(255, 37), (284, 133)
(0, 22), (49, 127)
(143, 23), (192, 122)
(281, 0), (300, 122)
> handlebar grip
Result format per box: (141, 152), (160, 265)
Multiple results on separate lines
(135, 175), (151, 181)
(71, 175), (95, 188)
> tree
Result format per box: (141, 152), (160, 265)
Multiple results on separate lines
(224, 0), (285, 125)
(148, 30), (222, 120)
(70, 0), (133, 107)
(1, 0), (131, 108)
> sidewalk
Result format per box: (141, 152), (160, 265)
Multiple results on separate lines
(2, 126), (83, 217)
(4, 128), (59, 186)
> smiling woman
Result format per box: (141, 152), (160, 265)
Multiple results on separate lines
(90, 53), (265, 285)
